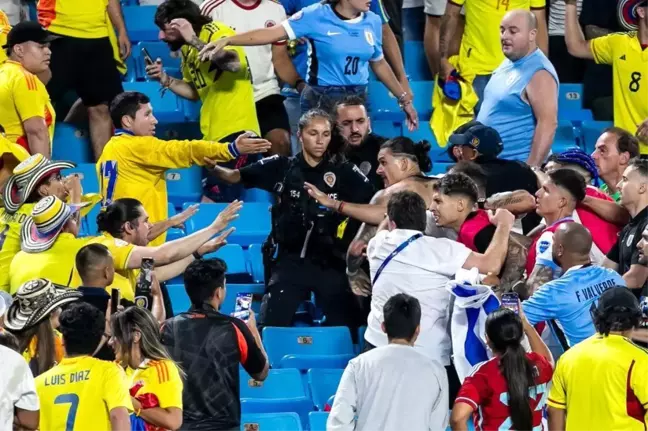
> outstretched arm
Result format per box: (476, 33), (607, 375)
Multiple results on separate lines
(305, 184), (388, 225)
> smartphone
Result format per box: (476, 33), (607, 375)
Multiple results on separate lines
(233, 293), (253, 321)
(501, 292), (520, 314)
(135, 258), (154, 310)
(111, 289), (120, 314)
(141, 47), (154, 66)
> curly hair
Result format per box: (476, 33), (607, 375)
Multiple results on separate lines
(436, 172), (480, 204)
(59, 303), (105, 356)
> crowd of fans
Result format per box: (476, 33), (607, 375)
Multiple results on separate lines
(0, 0), (647, 428)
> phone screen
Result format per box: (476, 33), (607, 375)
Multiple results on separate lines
(233, 293), (253, 321)
(111, 289), (120, 314)
(141, 47), (153, 65)
(501, 292), (520, 314)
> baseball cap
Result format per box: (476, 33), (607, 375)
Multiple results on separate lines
(596, 287), (641, 314)
(2, 21), (59, 49)
(448, 123), (504, 160)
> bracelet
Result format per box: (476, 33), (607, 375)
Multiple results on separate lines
(346, 268), (359, 277)
(337, 201), (345, 213)
(161, 73), (173, 88)
(193, 251), (202, 260)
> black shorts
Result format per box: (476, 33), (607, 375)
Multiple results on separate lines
(47, 35), (124, 107)
(255, 94), (290, 137)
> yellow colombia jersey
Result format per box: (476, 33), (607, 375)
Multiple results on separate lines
(0, 204), (35, 292)
(37, 0), (109, 39)
(36, 356), (133, 431)
(9, 232), (87, 294)
(181, 21), (260, 142)
(0, 60), (55, 152)
(69, 232), (136, 301)
(590, 32), (648, 153)
(452, 0), (545, 76)
(130, 359), (183, 411)
(96, 133), (234, 246)
(548, 334), (648, 430)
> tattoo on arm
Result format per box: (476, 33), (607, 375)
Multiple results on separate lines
(584, 25), (610, 40)
(527, 265), (554, 297)
(499, 237), (529, 293)
(346, 223), (377, 273)
(487, 194), (525, 209)
(189, 35), (206, 50)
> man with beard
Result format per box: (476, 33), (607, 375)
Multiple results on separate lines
(333, 96), (387, 191)
(305, 137), (456, 296)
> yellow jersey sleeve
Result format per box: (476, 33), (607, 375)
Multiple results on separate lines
(103, 362), (133, 412)
(12, 71), (49, 122)
(449, 0), (465, 7)
(530, 0), (545, 8)
(631, 355), (648, 422)
(590, 33), (617, 66)
(105, 238), (136, 271)
(547, 357), (567, 410)
(154, 360), (184, 409)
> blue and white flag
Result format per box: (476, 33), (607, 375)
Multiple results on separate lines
(448, 281), (501, 382)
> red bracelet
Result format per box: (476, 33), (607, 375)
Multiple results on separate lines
(338, 201), (345, 213)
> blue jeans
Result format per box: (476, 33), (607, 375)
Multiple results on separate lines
(472, 74), (492, 115)
(300, 85), (368, 114)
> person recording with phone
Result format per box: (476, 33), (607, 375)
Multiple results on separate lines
(450, 307), (553, 431)
(522, 223), (625, 348)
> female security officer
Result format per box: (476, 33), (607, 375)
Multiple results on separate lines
(197, 0), (419, 131)
(205, 109), (374, 330)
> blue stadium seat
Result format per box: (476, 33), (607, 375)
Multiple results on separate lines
(52, 123), (94, 164)
(165, 203), (185, 241)
(183, 99), (202, 122)
(308, 369), (344, 411)
(166, 283), (190, 315)
(410, 81), (434, 121)
(371, 121), (402, 139)
(240, 413), (303, 431)
(122, 82), (184, 123)
(137, 41), (182, 81)
(123, 6), (159, 42)
(356, 326), (366, 354)
(280, 354), (353, 370)
(404, 41), (433, 81)
(308, 412), (329, 431)
(166, 166), (203, 209)
(241, 188), (274, 204)
(184, 202), (272, 247)
(123, 54), (139, 83)
(581, 120), (613, 154)
(558, 109), (594, 123)
(220, 284), (265, 315)
(370, 81), (434, 122)
(262, 327), (355, 369)
(553, 120), (582, 153)
(240, 368), (313, 426)
(203, 244), (252, 283)
(247, 244), (264, 284)
(558, 83), (584, 112)
(431, 162), (452, 176)
(402, 125), (452, 165)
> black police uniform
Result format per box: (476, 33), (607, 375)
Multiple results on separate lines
(606, 205), (648, 298)
(239, 152), (375, 328)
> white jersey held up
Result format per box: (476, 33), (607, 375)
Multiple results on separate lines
(200, 0), (287, 102)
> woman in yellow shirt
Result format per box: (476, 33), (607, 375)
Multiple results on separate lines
(4, 278), (82, 375)
(111, 306), (184, 431)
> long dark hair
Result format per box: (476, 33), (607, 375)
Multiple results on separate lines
(14, 321), (57, 376)
(486, 308), (537, 431)
(97, 198), (143, 239)
(380, 137), (433, 173)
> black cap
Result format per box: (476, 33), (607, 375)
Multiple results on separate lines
(2, 21), (59, 49)
(448, 123), (504, 160)
(597, 287), (641, 314)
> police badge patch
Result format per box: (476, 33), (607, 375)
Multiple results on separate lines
(324, 172), (336, 187)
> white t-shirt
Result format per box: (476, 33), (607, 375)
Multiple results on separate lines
(200, 0), (286, 102)
(0, 344), (39, 431)
(328, 344), (449, 431)
(366, 229), (472, 365)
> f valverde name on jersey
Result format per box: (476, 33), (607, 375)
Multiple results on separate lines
(281, 3), (383, 87)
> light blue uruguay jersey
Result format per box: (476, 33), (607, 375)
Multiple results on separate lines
(281, 3), (384, 87)
(522, 265), (626, 347)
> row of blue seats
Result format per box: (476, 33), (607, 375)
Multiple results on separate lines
(241, 412), (326, 431)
